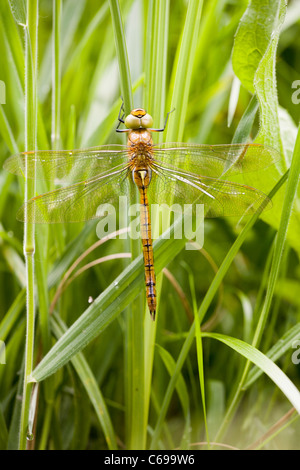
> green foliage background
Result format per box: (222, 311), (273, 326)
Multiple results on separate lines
(0, 0), (300, 450)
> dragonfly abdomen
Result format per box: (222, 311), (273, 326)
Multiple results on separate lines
(134, 168), (157, 320)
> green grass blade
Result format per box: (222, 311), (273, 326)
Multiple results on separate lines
(0, 289), (26, 341)
(109, 0), (133, 113)
(156, 344), (191, 448)
(0, 106), (19, 154)
(231, 94), (259, 144)
(147, 0), (169, 132)
(166, 0), (203, 142)
(142, 0), (170, 450)
(31, 218), (187, 382)
(190, 273), (209, 447)
(51, 313), (118, 450)
(19, 0), (39, 449)
(245, 322), (300, 387)
(202, 332), (300, 414)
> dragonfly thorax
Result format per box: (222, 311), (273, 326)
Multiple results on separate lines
(128, 128), (153, 146)
(128, 129), (154, 171)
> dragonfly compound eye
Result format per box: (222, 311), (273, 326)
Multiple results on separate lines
(141, 113), (153, 128)
(125, 114), (140, 129)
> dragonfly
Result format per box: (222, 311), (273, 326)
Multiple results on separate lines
(4, 107), (279, 320)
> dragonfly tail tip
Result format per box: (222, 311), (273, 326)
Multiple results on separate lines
(150, 310), (156, 321)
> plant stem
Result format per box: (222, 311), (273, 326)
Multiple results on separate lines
(52, 0), (61, 151)
(19, 0), (39, 450)
(109, 0), (146, 449)
(109, 0), (132, 114)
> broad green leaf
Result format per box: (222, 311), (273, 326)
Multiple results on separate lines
(232, 0), (283, 94)
(232, 0), (300, 255)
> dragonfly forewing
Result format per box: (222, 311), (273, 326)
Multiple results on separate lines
(3, 145), (129, 184)
(17, 169), (132, 223)
(153, 143), (280, 178)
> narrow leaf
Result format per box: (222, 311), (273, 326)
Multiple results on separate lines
(202, 332), (300, 414)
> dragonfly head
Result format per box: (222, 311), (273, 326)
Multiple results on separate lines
(125, 108), (153, 130)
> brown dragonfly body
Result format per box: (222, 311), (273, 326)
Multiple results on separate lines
(132, 159), (156, 318)
(4, 107), (280, 320)
(125, 111), (158, 318)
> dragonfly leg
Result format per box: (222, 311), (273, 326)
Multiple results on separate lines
(149, 108), (175, 132)
(116, 100), (133, 133)
(116, 101), (125, 129)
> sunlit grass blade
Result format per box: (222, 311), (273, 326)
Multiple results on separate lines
(31, 217), (187, 382)
(48, 222), (97, 288)
(0, 289), (26, 341)
(231, 94), (259, 144)
(166, 0), (203, 142)
(189, 270), (209, 448)
(201, 332), (300, 414)
(0, 106), (19, 154)
(109, 0), (133, 113)
(109, 0), (145, 449)
(19, 0), (39, 450)
(51, 313), (118, 450)
(142, 0), (171, 452)
(245, 322), (300, 388)
(156, 344), (191, 448)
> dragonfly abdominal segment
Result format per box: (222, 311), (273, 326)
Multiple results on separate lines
(127, 119), (157, 319)
(136, 171), (156, 320)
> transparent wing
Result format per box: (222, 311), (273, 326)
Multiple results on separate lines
(7, 141), (278, 223)
(148, 164), (271, 217)
(3, 145), (129, 183)
(152, 143), (280, 178)
(17, 169), (131, 223)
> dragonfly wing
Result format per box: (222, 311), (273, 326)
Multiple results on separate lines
(3, 145), (129, 183)
(17, 169), (131, 223)
(148, 167), (271, 218)
(153, 143), (280, 178)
